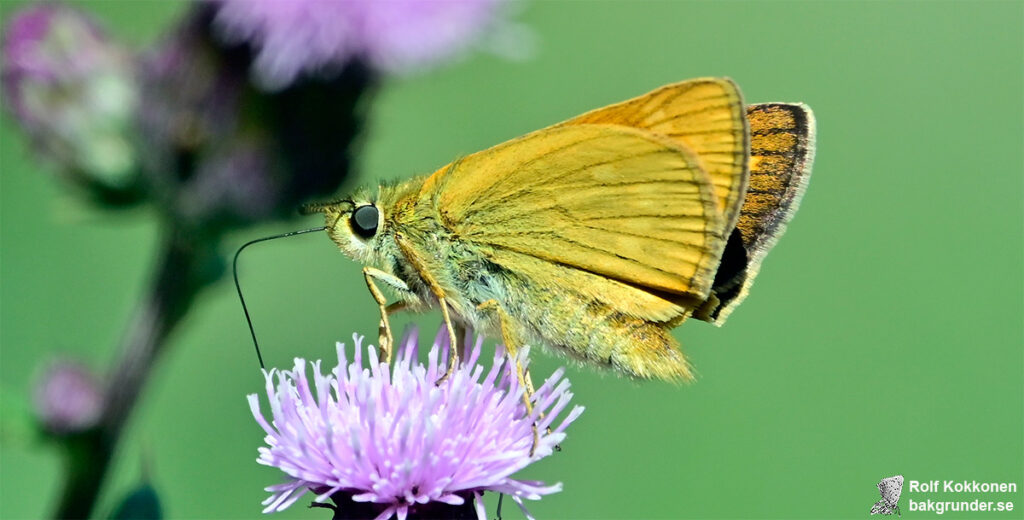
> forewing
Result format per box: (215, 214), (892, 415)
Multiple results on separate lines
(695, 102), (816, 325)
(737, 103), (816, 253)
(560, 78), (750, 232)
(879, 476), (904, 507)
(421, 124), (727, 298)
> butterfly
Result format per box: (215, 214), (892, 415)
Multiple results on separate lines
(305, 78), (815, 394)
(871, 475), (904, 516)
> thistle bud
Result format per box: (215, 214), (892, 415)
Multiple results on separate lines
(33, 360), (104, 435)
(135, 5), (372, 230)
(2, 4), (138, 186)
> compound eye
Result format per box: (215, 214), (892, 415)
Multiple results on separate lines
(350, 205), (379, 239)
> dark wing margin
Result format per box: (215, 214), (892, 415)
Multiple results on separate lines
(695, 102), (816, 324)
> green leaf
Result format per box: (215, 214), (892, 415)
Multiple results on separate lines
(109, 483), (162, 520)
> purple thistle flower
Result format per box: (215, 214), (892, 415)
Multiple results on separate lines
(249, 328), (584, 519)
(211, 0), (518, 90)
(1, 4), (138, 183)
(33, 359), (104, 435)
(135, 5), (373, 228)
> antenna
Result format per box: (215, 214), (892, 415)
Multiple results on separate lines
(233, 226), (326, 369)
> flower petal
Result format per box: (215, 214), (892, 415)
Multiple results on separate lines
(249, 325), (582, 513)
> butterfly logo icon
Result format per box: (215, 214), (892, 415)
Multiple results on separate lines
(870, 475), (904, 516)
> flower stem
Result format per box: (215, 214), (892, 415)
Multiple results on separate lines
(53, 225), (220, 519)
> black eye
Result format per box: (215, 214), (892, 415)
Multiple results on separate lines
(350, 205), (379, 238)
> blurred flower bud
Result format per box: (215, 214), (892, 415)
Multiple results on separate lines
(211, 0), (521, 91)
(136, 5), (372, 230)
(2, 4), (139, 187)
(33, 360), (104, 435)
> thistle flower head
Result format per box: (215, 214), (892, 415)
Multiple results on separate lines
(212, 0), (518, 90)
(1, 4), (138, 183)
(135, 6), (372, 229)
(249, 328), (584, 519)
(33, 359), (104, 435)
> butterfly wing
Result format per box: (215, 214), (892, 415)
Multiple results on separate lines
(879, 475), (904, 507)
(695, 102), (816, 324)
(737, 103), (816, 254)
(869, 500), (891, 515)
(420, 124), (728, 301)
(559, 78), (750, 232)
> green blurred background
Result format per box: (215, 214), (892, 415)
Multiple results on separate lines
(2, 1), (1022, 518)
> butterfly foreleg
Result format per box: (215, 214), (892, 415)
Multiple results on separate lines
(476, 299), (541, 455)
(394, 233), (460, 384)
(362, 267), (410, 363)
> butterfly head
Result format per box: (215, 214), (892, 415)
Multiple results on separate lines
(302, 190), (385, 265)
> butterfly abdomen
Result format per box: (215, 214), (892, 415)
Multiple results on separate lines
(485, 273), (693, 381)
(546, 303), (692, 381)
(594, 313), (693, 381)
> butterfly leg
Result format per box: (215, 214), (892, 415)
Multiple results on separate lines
(476, 299), (540, 455)
(454, 322), (469, 361)
(382, 301), (408, 359)
(362, 267), (410, 363)
(433, 299), (459, 384)
(393, 234), (460, 384)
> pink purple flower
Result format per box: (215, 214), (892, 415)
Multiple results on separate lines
(249, 328), (583, 519)
(212, 0), (516, 90)
(135, 6), (373, 227)
(34, 360), (104, 434)
(1, 4), (138, 182)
